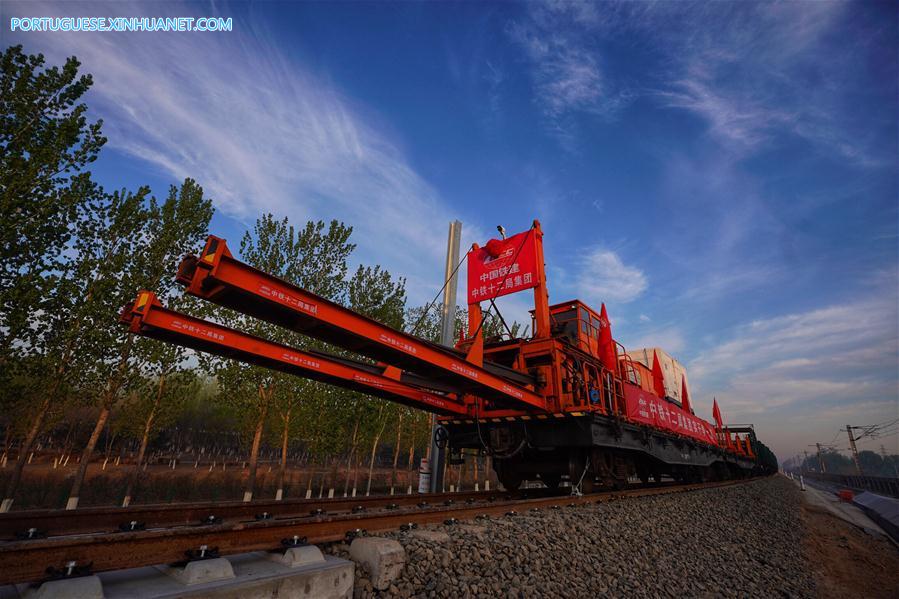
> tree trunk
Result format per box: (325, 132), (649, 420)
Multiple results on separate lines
(243, 387), (269, 502)
(122, 415), (156, 506)
(366, 408), (387, 496)
(390, 412), (403, 489)
(66, 405), (110, 509)
(122, 374), (165, 506)
(275, 409), (291, 501)
(343, 420), (359, 496)
(66, 335), (134, 510)
(0, 395), (52, 512)
(3, 279), (110, 512)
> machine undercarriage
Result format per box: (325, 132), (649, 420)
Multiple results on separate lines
(446, 414), (759, 492)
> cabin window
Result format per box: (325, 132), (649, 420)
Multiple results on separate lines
(552, 308), (579, 344)
(554, 308), (576, 323)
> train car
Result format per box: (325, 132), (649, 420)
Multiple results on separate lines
(438, 221), (773, 490)
(121, 220), (776, 495)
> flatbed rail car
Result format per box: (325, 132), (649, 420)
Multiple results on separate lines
(121, 220), (776, 492)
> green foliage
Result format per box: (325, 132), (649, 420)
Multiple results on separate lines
(349, 265), (406, 330)
(857, 449), (899, 477)
(131, 177), (215, 387)
(0, 45), (106, 406)
(1, 46), (107, 344)
(343, 264), (407, 452)
(119, 370), (200, 440)
(137, 178), (214, 296)
(204, 215), (359, 449)
(0, 46), (218, 508)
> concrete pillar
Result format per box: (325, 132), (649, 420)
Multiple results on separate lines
(349, 537), (405, 591)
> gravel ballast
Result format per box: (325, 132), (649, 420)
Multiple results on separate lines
(328, 477), (815, 598)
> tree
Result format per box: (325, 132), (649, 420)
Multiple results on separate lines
(120, 371), (199, 506)
(0, 46), (106, 362)
(65, 179), (213, 509)
(118, 181), (215, 506)
(1, 183), (149, 511)
(204, 216), (355, 501)
(268, 378), (313, 501)
(857, 450), (884, 476)
(346, 264), (406, 495)
(0, 46), (107, 512)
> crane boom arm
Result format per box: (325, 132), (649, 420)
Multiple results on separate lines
(175, 235), (547, 411)
(120, 291), (469, 416)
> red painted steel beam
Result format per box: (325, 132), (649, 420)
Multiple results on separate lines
(121, 292), (468, 416)
(176, 236), (548, 411)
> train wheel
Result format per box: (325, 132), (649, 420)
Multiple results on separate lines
(498, 471), (522, 491)
(581, 476), (597, 494)
(494, 460), (522, 491)
(541, 473), (561, 490)
(636, 468), (650, 485)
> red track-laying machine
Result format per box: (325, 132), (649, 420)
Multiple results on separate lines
(122, 221), (774, 491)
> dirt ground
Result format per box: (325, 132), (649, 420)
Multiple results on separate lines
(801, 501), (899, 598)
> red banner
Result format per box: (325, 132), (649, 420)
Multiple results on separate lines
(623, 383), (718, 446)
(467, 230), (538, 304)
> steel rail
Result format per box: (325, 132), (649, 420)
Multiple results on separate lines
(0, 478), (760, 585)
(120, 291), (468, 416)
(0, 488), (546, 539)
(176, 236), (546, 411)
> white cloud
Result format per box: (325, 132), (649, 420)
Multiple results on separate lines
(8, 2), (476, 304)
(576, 248), (647, 303)
(508, 2), (881, 166)
(658, 76), (797, 151)
(506, 2), (631, 146)
(688, 295), (899, 460)
(648, 3), (883, 166)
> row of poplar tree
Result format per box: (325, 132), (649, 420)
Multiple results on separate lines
(0, 45), (506, 511)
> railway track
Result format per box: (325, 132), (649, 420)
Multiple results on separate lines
(0, 488), (541, 539)
(0, 478), (757, 585)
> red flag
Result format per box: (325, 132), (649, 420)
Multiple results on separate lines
(598, 303), (617, 372)
(680, 376), (692, 414)
(651, 350), (667, 398)
(745, 437), (755, 458)
(712, 398), (722, 429)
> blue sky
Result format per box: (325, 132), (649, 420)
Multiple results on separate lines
(5, 1), (897, 462)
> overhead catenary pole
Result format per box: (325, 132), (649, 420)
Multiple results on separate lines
(429, 220), (462, 493)
(816, 443), (826, 473)
(846, 425), (863, 475)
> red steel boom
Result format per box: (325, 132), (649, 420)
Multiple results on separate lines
(120, 291), (468, 416)
(174, 235), (547, 411)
